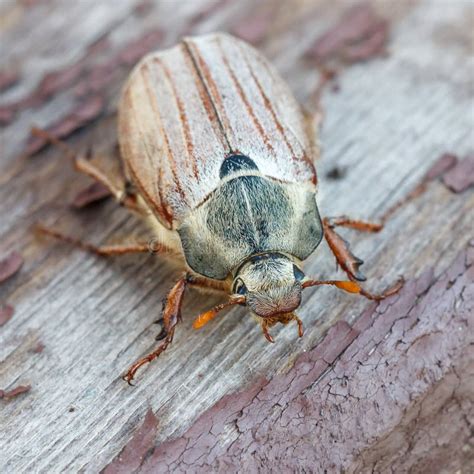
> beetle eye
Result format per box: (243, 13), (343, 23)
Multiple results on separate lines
(293, 265), (305, 281)
(233, 279), (248, 295)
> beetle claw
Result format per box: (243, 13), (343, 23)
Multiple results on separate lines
(353, 270), (367, 281)
(153, 317), (167, 340)
(261, 323), (275, 343)
(122, 373), (136, 386)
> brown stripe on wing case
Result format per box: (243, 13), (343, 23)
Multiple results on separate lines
(156, 166), (174, 225)
(156, 57), (200, 180)
(182, 39), (233, 151)
(256, 56), (318, 185)
(216, 39), (275, 156)
(180, 43), (229, 152)
(128, 157), (173, 227)
(242, 50), (297, 159)
(120, 86), (171, 224)
(143, 62), (189, 204)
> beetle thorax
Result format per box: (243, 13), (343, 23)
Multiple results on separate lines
(177, 161), (322, 280)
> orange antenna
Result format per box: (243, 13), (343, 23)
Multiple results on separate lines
(193, 296), (246, 329)
(302, 279), (361, 294)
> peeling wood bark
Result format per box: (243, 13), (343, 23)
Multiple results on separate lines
(127, 243), (473, 473)
(1, 0), (473, 472)
(104, 408), (159, 474)
(0, 251), (24, 284)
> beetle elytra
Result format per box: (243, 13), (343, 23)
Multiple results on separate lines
(36, 33), (402, 383)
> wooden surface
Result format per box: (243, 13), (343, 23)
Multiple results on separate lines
(0, 0), (473, 472)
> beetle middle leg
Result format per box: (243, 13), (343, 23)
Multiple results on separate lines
(323, 216), (403, 300)
(35, 224), (176, 257)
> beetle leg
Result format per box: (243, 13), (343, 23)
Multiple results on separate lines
(153, 317), (167, 341)
(323, 217), (404, 299)
(323, 217), (368, 281)
(325, 216), (383, 233)
(35, 224), (175, 256)
(260, 319), (275, 343)
(123, 277), (187, 384)
(379, 182), (429, 224)
(186, 274), (229, 293)
(30, 127), (147, 215)
(74, 155), (145, 214)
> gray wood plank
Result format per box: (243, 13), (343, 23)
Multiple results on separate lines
(1, 0), (473, 472)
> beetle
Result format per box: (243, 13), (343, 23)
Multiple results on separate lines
(36, 33), (402, 383)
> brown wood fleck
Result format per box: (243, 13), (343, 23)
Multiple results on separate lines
(0, 385), (31, 400)
(0, 251), (24, 284)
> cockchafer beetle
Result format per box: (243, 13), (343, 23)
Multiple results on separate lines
(36, 33), (402, 383)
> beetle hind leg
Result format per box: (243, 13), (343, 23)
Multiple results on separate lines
(74, 154), (145, 214)
(30, 127), (147, 215)
(302, 66), (339, 163)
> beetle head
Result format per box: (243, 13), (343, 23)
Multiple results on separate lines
(232, 253), (303, 318)
(192, 252), (362, 342)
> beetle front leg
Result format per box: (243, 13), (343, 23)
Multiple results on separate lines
(323, 217), (403, 300)
(123, 277), (188, 384)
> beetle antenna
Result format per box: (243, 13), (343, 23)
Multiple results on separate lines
(193, 296), (246, 329)
(302, 279), (361, 294)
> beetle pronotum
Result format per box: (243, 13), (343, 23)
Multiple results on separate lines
(36, 33), (402, 383)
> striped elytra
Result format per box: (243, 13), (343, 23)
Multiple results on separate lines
(118, 33), (318, 230)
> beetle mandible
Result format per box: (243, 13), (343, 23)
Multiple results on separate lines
(37, 33), (402, 383)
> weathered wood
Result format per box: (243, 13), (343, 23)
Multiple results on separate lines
(0, 1), (473, 472)
(132, 244), (474, 472)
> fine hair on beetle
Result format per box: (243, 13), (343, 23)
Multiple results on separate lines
(35, 32), (403, 383)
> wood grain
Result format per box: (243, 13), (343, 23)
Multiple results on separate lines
(135, 245), (473, 472)
(1, 0), (473, 472)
